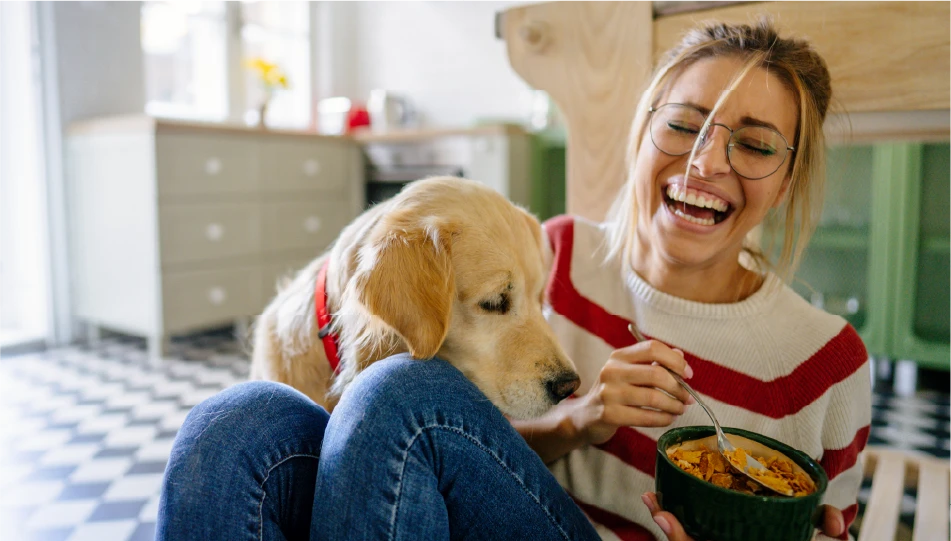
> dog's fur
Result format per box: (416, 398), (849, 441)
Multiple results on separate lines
(249, 176), (580, 419)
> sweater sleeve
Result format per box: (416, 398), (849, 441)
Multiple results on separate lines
(815, 327), (872, 541)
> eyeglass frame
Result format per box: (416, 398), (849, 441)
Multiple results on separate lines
(647, 103), (796, 180)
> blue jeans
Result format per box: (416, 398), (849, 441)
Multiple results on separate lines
(157, 354), (599, 540)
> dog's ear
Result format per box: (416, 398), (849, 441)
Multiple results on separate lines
(355, 218), (456, 359)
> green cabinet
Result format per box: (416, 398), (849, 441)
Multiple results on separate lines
(529, 127), (567, 222)
(790, 142), (950, 371)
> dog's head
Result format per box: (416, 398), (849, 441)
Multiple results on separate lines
(348, 176), (580, 419)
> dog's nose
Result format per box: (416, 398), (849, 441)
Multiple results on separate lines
(546, 372), (581, 403)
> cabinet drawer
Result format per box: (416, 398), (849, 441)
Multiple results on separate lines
(259, 139), (350, 193)
(157, 133), (259, 196)
(162, 267), (261, 333)
(260, 200), (350, 254)
(159, 203), (260, 265)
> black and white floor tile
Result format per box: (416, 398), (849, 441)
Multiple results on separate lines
(0, 331), (248, 541)
(0, 332), (947, 541)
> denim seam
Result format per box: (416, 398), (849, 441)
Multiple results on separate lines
(389, 424), (571, 541)
(257, 453), (320, 541)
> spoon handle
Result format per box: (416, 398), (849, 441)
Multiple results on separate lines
(666, 370), (721, 429)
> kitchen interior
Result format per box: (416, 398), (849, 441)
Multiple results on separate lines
(0, 2), (947, 541)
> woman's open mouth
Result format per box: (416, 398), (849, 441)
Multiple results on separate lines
(664, 184), (734, 226)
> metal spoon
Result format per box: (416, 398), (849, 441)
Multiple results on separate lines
(627, 323), (793, 496)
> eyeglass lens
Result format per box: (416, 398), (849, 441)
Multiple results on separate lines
(650, 103), (790, 179)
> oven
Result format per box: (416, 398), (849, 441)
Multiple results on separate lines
(366, 164), (465, 207)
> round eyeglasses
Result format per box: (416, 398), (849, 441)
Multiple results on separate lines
(648, 103), (795, 180)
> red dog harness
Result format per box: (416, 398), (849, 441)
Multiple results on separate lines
(314, 259), (342, 374)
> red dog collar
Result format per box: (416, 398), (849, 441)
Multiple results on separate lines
(315, 259), (342, 374)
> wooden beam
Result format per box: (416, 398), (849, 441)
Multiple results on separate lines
(500, 1), (653, 221)
(655, 1), (950, 113)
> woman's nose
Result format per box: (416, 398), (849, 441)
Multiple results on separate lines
(691, 124), (733, 177)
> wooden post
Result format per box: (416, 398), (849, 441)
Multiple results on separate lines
(499, 1), (653, 222)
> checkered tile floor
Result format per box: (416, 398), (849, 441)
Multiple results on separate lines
(0, 330), (248, 541)
(0, 332), (947, 541)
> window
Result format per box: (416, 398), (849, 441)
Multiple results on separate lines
(240, 2), (311, 129)
(142, 2), (228, 121)
(141, 1), (311, 129)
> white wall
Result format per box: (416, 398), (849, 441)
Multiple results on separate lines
(48, 1), (146, 127)
(323, 1), (540, 128)
(37, 1), (146, 344)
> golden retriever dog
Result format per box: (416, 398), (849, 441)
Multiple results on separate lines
(249, 176), (580, 419)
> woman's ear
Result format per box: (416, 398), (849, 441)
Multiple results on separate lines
(354, 218), (456, 359)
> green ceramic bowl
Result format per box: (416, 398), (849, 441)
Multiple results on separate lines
(655, 426), (828, 541)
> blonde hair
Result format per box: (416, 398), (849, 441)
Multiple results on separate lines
(604, 18), (832, 284)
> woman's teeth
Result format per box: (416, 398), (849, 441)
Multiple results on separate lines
(664, 184), (733, 226)
(669, 206), (715, 226)
(666, 184), (730, 212)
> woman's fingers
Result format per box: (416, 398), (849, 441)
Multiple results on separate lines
(600, 401), (676, 428)
(603, 359), (693, 406)
(819, 505), (845, 537)
(641, 492), (696, 541)
(615, 339), (694, 378)
(619, 385), (687, 415)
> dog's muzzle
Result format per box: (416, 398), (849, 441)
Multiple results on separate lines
(545, 372), (581, 403)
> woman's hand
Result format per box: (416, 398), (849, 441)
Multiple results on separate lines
(569, 340), (694, 446)
(641, 492), (695, 540)
(817, 505), (846, 538)
(642, 492), (848, 540)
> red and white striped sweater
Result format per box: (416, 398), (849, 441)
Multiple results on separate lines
(542, 215), (871, 541)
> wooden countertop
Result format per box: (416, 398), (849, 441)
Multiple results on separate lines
(351, 124), (527, 143)
(67, 115), (529, 144)
(67, 114), (354, 143)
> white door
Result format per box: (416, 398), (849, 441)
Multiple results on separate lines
(0, 2), (51, 350)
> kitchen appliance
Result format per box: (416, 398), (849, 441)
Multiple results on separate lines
(366, 164), (464, 207)
(315, 97), (370, 135)
(367, 90), (416, 133)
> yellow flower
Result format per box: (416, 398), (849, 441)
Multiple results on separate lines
(245, 56), (290, 91)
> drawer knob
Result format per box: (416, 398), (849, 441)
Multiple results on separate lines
(205, 157), (222, 176)
(205, 223), (225, 241)
(303, 216), (322, 233)
(208, 287), (227, 305)
(303, 159), (321, 177)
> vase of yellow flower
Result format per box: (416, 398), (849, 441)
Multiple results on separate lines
(245, 57), (290, 129)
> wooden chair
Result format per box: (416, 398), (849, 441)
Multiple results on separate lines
(855, 447), (949, 541)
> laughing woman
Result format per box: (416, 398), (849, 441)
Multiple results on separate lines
(513, 18), (871, 541)
(156, 17), (870, 541)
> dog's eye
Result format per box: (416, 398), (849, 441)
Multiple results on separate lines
(479, 293), (510, 314)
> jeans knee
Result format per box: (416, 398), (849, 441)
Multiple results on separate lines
(172, 381), (329, 466)
(336, 354), (497, 430)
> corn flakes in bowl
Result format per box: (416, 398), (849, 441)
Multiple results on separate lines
(655, 426), (828, 541)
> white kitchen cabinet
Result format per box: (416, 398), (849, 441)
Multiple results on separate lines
(66, 116), (364, 362)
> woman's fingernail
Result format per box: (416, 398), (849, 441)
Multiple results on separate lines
(683, 363), (694, 379)
(686, 394), (696, 405)
(834, 515), (845, 535)
(641, 493), (656, 513)
(654, 515), (672, 535)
